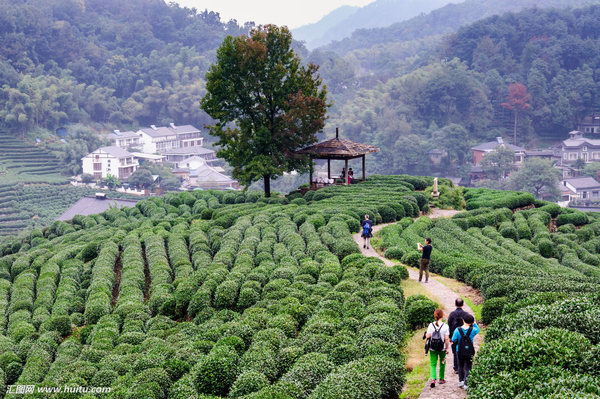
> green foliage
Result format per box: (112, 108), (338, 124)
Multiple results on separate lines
(404, 295), (437, 330)
(193, 346), (240, 396)
(480, 297), (507, 325)
(201, 25), (328, 197)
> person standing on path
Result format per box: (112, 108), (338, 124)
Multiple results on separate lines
(360, 215), (373, 249)
(348, 168), (354, 184)
(452, 313), (480, 390)
(448, 298), (467, 374)
(426, 308), (451, 388)
(417, 238), (432, 283)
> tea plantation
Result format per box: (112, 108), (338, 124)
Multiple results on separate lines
(0, 175), (434, 399)
(380, 186), (600, 398)
(0, 182), (143, 238)
(0, 133), (65, 185)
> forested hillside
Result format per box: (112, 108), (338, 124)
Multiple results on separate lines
(293, 0), (455, 49)
(3, 0), (600, 182)
(319, 3), (600, 177)
(0, 0), (252, 138)
(322, 0), (599, 55)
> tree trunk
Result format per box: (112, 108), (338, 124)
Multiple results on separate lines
(264, 174), (271, 198)
(514, 111), (518, 146)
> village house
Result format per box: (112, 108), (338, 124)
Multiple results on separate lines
(81, 146), (139, 180)
(162, 146), (216, 166)
(137, 124), (203, 154)
(428, 149), (447, 165)
(191, 163), (239, 189)
(577, 115), (600, 135)
(176, 156), (213, 170)
(560, 177), (600, 201)
(554, 131), (600, 163)
(107, 130), (143, 149)
(471, 137), (526, 164)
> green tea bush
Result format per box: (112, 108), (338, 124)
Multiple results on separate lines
(193, 345), (240, 396)
(404, 295), (437, 330)
(469, 328), (591, 393)
(229, 370), (270, 398)
(481, 296), (507, 325)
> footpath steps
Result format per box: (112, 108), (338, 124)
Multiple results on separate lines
(353, 211), (483, 399)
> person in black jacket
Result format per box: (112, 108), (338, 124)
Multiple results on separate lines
(447, 298), (466, 374)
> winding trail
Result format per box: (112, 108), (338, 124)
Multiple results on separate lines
(353, 209), (482, 399)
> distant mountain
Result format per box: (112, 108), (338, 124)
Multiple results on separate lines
(322, 0), (600, 55)
(292, 5), (360, 45)
(293, 0), (458, 49)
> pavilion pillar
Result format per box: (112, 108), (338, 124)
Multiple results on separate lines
(345, 158), (349, 185)
(309, 157), (313, 188)
(362, 155), (366, 181)
(327, 159), (331, 180)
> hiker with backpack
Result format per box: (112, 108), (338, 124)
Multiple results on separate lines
(425, 308), (451, 388)
(360, 215), (373, 249)
(448, 298), (467, 374)
(417, 238), (432, 283)
(451, 313), (480, 390)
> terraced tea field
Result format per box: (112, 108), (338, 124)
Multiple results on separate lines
(0, 133), (65, 184)
(0, 183), (142, 238)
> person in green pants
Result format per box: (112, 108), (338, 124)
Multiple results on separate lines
(425, 308), (451, 388)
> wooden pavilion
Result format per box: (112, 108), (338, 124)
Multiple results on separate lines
(298, 128), (380, 188)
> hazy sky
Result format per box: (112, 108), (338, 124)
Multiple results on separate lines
(175, 0), (375, 29)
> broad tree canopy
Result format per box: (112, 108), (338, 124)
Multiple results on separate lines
(200, 25), (329, 197)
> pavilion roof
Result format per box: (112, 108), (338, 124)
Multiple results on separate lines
(298, 137), (380, 160)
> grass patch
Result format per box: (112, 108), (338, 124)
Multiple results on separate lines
(399, 327), (429, 399)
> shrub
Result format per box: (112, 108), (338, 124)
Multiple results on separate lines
(374, 265), (405, 285)
(557, 211), (589, 226)
(229, 370), (270, 398)
(40, 315), (72, 337)
(469, 328), (591, 392)
(193, 345), (240, 396)
(281, 352), (334, 397)
(499, 222), (518, 242)
(537, 238), (555, 258)
(310, 355), (405, 399)
(404, 296), (437, 330)
(481, 297), (508, 325)
(377, 205), (396, 223)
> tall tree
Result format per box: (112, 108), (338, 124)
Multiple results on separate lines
(501, 83), (531, 146)
(481, 145), (515, 180)
(200, 25), (328, 197)
(507, 158), (561, 200)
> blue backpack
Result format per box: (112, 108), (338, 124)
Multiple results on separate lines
(363, 221), (372, 236)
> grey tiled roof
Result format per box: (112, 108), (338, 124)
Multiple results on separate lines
(471, 142), (526, 152)
(56, 196), (140, 221)
(161, 146), (215, 156)
(100, 146), (134, 158)
(563, 177), (600, 189)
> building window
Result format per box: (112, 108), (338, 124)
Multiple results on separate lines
(569, 153), (578, 160)
(93, 163), (102, 171)
(593, 191), (599, 198)
(95, 155), (99, 160)
(592, 152), (600, 160)
(563, 153), (568, 159)
(94, 172), (102, 180)
(584, 146), (588, 151)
